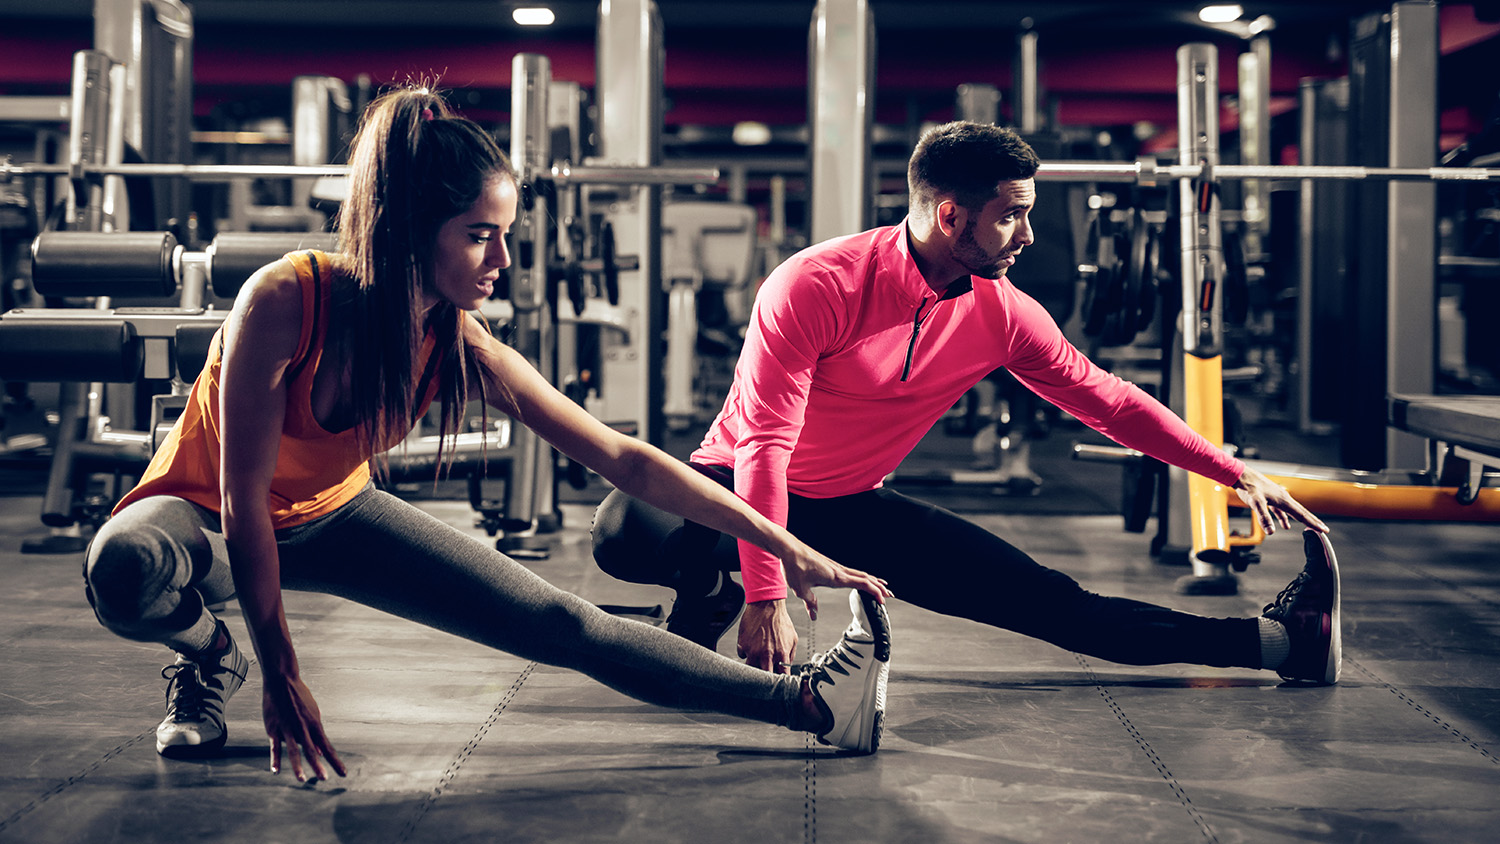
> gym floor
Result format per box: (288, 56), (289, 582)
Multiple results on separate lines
(1, 426), (1497, 843)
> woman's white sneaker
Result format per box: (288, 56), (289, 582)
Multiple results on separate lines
(807, 590), (891, 754)
(156, 627), (249, 757)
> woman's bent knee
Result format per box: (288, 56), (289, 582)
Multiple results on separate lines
(83, 501), (214, 638)
(84, 522), (177, 626)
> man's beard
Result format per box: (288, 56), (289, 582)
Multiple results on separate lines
(952, 221), (1007, 279)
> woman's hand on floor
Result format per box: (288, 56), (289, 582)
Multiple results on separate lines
(263, 674), (347, 781)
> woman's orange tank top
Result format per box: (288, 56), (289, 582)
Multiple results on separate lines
(113, 250), (441, 529)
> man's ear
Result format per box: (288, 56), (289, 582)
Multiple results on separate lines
(935, 199), (966, 238)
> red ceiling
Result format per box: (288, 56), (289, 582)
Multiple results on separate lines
(1, 5), (1495, 146)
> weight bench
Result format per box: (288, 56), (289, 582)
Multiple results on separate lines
(2, 230), (516, 549)
(1388, 393), (1500, 505)
(0, 230), (335, 548)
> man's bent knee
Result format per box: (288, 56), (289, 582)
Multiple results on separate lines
(591, 489), (676, 586)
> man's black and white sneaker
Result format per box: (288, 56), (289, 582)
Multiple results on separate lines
(156, 624), (249, 757)
(666, 571), (745, 652)
(1263, 529), (1341, 685)
(807, 589), (891, 754)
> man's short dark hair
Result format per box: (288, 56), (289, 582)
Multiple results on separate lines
(908, 121), (1040, 215)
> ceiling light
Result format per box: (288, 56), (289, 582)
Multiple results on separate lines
(512, 7), (555, 26)
(732, 121), (772, 146)
(1198, 4), (1244, 24)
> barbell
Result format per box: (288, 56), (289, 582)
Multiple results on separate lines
(0, 159), (721, 186)
(4, 157), (1496, 185)
(1035, 160), (1500, 185)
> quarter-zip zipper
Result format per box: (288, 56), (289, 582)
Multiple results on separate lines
(901, 296), (931, 382)
(901, 278), (974, 382)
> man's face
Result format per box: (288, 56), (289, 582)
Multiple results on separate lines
(950, 178), (1035, 279)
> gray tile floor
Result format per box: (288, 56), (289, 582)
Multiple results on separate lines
(1, 492), (1497, 843)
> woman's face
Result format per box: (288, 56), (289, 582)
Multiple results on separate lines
(426, 174), (518, 311)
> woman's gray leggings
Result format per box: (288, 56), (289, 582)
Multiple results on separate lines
(83, 485), (808, 731)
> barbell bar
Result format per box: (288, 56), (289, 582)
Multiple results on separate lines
(1037, 160), (1500, 184)
(549, 162), (719, 187)
(1, 162), (349, 180)
(0, 158), (720, 186)
(4, 156), (1493, 185)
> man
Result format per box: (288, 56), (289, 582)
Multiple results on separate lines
(592, 121), (1339, 686)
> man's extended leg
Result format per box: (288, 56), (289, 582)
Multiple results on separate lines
(785, 486), (1263, 668)
(591, 469), (1334, 678)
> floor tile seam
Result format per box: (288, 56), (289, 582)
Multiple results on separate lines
(1345, 655), (1500, 767)
(1389, 560), (1500, 613)
(1, 649), (271, 836)
(391, 660), (537, 844)
(0, 727), (153, 838)
(803, 618), (817, 844)
(1073, 652), (1221, 844)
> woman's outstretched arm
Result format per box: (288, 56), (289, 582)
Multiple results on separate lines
(219, 260), (346, 781)
(463, 315), (891, 621)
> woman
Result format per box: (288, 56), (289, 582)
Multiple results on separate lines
(83, 86), (893, 781)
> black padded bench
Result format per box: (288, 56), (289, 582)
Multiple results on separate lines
(1389, 393), (1500, 504)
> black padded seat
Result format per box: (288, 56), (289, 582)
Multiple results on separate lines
(0, 319), (140, 383)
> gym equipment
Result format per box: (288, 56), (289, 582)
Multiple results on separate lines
(0, 229), (337, 549)
(0, 160), (719, 188)
(26, 229), (338, 306)
(590, 0), (667, 450)
(0, 4), (196, 551)
(218, 75), (352, 234)
(1165, 32), (1496, 594)
(2, 229), (527, 537)
(1170, 42), (1246, 594)
(1031, 161), (1500, 185)
(476, 46), (720, 554)
(4, 231), (338, 380)
(1348, 3), (1438, 471)
(1078, 206), (1165, 347)
(661, 200), (758, 432)
(84, 0), (193, 233)
(501, 52), (561, 552)
(1075, 27), (1498, 599)
(1385, 395), (1500, 509)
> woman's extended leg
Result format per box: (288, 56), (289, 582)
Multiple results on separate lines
(84, 488), (890, 754)
(275, 486), (845, 734)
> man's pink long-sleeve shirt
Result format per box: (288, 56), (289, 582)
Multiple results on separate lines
(692, 221), (1245, 602)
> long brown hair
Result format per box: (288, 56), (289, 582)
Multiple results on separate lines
(334, 85), (516, 472)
